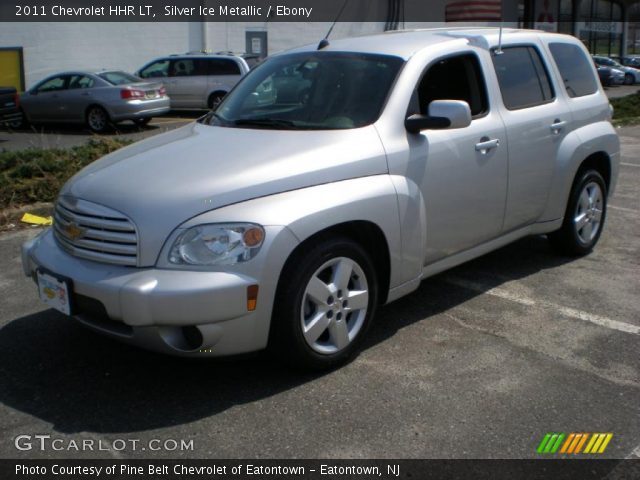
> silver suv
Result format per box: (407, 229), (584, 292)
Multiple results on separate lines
(22, 29), (620, 370)
(135, 52), (256, 109)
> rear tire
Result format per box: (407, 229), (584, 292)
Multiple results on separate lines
(548, 169), (607, 256)
(269, 237), (378, 371)
(86, 106), (111, 133)
(624, 73), (634, 85)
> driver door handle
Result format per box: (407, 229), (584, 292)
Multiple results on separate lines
(550, 119), (567, 134)
(475, 137), (500, 154)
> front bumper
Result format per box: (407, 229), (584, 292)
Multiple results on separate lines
(21, 228), (294, 356)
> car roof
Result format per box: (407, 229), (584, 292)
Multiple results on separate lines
(282, 27), (580, 60)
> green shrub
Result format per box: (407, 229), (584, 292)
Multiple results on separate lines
(611, 92), (640, 126)
(0, 138), (130, 209)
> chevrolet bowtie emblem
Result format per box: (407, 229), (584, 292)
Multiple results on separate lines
(64, 222), (85, 240)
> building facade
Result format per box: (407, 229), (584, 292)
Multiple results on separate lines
(0, 0), (636, 91)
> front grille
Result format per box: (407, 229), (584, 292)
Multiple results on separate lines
(53, 196), (138, 266)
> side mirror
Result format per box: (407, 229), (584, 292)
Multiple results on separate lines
(405, 100), (472, 133)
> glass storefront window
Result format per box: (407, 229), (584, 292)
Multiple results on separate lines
(577, 0), (623, 57)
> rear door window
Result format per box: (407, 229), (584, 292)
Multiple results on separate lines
(549, 43), (599, 98)
(170, 59), (208, 77)
(67, 75), (95, 89)
(492, 46), (555, 110)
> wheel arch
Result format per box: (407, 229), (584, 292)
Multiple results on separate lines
(84, 103), (110, 121)
(540, 122), (620, 222)
(277, 220), (392, 305)
(207, 90), (227, 108)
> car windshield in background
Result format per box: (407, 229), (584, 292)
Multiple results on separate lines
(203, 52), (404, 130)
(98, 71), (143, 85)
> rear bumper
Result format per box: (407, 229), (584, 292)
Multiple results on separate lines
(0, 110), (22, 124)
(21, 227), (297, 357)
(108, 97), (171, 122)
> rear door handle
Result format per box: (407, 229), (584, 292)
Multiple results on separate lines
(475, 137), (500, 154)
(550, 119), (567, 134)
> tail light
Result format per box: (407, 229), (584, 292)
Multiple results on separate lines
(159, 86), (167, 96)
(120, 88), (145, 100)
(13, 92), (19, 107)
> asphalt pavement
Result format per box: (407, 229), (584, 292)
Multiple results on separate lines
(0, 127), (638, 461)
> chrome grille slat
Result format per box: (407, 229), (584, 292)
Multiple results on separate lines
(53, 197), (139, 267)
(56, 204), (135, 232)
(54, 213), (137, 243)
(54, 224), (138, 255)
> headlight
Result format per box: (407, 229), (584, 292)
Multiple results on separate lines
(168, 223), (265, 266)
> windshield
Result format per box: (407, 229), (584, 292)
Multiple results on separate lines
(201, 52), (404, 130)
(99, 71), (143, 85)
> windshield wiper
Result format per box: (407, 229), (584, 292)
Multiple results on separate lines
(200, 111), (227, 125)
(233, 118), (303, 129)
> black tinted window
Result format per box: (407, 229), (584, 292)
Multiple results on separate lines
(208, 59), (241, 75)
(170, 59), (208, 77)
(68, 75), (95, 89)
(415, 53), (488, 118)
(550, 44), (598, 98)
(492, 46), (555, 110)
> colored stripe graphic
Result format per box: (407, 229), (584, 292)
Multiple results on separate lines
(540, 433), (613, 454)
(537, 433), (565, 454)
(585, 433), (614, 454)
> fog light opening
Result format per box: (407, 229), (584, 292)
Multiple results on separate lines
(181, 326), (204, 351)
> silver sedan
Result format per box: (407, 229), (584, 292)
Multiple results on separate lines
(18, 71), (170, 132)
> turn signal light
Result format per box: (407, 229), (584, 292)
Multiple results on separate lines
(243, 227), (264, 247)
(120, 88), (145, 100)
(247, 285), (259, 311)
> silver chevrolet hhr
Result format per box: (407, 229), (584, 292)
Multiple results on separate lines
(22, 28), (620, 369)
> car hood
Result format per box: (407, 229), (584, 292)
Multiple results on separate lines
(61, 122), (388, 265)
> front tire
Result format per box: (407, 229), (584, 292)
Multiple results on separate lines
(548, 169), (607, 256)
(86, 106), (110, 133)
(133, 117), (151, 127)
(270, 237), (378, 370)
(208, 92), (225, 110)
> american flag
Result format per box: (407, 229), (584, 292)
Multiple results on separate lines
(445, 0), (503, 22)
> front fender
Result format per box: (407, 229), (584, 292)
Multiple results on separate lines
(180, 175), (423, 293)
(541, 121), (620, 222)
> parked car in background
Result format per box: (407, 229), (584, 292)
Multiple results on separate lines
(18, 71), (169, 133)
(619, 55), (640, 68)
(0, 86), (22, 127)
(592, 55), (640, 84)
(135, 52), (253, 110)
(22, 29), (619, 370)
(596, 65), (625, 86)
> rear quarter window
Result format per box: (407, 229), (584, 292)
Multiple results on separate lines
(549, 43), (598, 98)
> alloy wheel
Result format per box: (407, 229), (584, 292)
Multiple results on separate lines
(300, 256), (369, 355)
(88, 108), (107, 131)
(574, 181), (603, 244)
